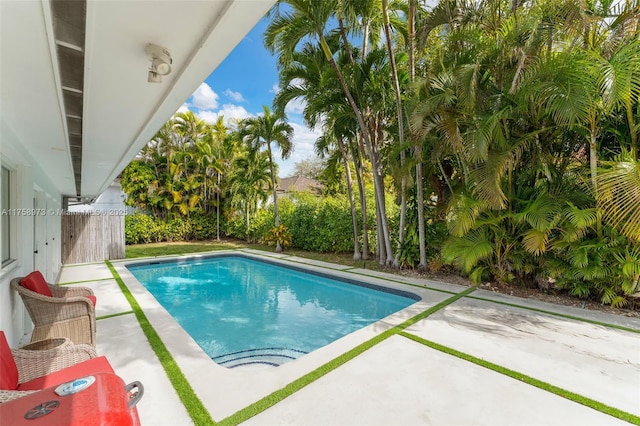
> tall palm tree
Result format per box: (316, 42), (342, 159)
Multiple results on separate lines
(210, 116), (229, 240)
(406, 0), (428, 269)
(275, 40), (365, 259)
(266, 0), (395, 263)
(239, 106), (294, 251)
(228, 151), (272, 241)
(381, 0), (408, 266)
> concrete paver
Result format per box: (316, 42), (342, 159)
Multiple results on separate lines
(244, 335), (627, 426)
(58, 262), (114, 283)
(97, 315), (192, 426)
(80, 279), (131, 318)
(404, 297), (640, 416)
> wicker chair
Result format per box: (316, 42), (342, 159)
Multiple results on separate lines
(0, 333), (98, 403)
(11, 275), (96, 346)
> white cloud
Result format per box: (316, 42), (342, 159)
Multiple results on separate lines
(270, 83), (280, 94)
(196, 104), (252, 129)
(219, 104), (252, 122)
(196, 110), (220, 123)
(275, 121), (322, 178)
(224, 89), (246, 103)
(190, 83), (219, 110)
(285, 97), (306, 114)
(188, 99), (320, 177)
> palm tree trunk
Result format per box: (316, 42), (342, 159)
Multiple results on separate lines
(589, 127), (598, 196)
(245, 200), (250, 242)
(216, 173), (221, 241)
(338, 137), (361, 260)
(319, 33), (392, 262)
(354, 136), (369, 259)
(337, 15), (354, 64)
(266, 142), (282, 252)
(416, 146), (427, 268)
(408, 0), (427, 268)
(376, 208), (385, 264)
(369, 129), (394, 265)
(382, 0), (407, 267)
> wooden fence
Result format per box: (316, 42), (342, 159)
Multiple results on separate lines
(61, 213), (125, 264)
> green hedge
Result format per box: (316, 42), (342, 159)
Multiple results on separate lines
(224, 193), (378, 254)
(126, 193), (443, 263)
(125, 212), (218, 244)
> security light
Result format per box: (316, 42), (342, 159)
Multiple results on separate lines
(145, 44), (172, 83)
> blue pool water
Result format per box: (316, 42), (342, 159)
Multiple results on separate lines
(127, 255), (417, 368)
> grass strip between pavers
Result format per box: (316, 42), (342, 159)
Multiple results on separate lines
(398, 331), (640, 425)
(96, 310), (134, 321)
(468, 295), (640, 334)
(105, 261), (216, 426)
(218, 287), (475, 425)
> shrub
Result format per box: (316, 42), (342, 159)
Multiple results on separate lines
(264, 225), (293, 248)
(125, 212), (163, 244)
(191, 214), (217, 240)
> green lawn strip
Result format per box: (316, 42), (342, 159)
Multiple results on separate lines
(468, 295), (640, 334)
(398, 331), (640, 425)
(58, 277), (114, 285)
(105, 261), (215, 426)
(218, 287), (475, 425)
(96, 311), (134, 321)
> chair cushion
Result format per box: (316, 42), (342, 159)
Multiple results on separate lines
(87, 295), (97, 307)
(20, 271), (53, 297)
(17, 356), (114, 391)
(0, 332), (19, 390)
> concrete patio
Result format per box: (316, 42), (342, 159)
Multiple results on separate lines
(56, 250), (640, 425)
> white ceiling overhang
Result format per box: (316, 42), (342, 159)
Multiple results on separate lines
(1, 0), (274, 199)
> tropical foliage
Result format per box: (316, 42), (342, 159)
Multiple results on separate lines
(121, 0), (640, 306)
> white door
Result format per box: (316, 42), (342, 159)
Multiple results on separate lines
(33, 190), (46, 277)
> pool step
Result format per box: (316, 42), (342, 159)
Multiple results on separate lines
(213, 347), (308, 368)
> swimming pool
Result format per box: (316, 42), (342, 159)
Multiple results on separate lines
(127, 255), (418, 368)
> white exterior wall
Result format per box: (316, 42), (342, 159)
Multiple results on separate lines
(1, 123), (63, 346)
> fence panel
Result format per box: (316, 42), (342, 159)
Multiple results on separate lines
(61, 213), (125, 264)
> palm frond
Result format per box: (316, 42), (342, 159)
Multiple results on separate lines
(596, 156), (640, 242)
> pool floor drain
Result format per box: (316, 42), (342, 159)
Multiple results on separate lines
(213, 348), (308, 368)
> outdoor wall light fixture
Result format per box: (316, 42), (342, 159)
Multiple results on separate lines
(145, 43), (172, 83)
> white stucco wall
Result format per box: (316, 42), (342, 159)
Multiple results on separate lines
(1, 122), (63, 346)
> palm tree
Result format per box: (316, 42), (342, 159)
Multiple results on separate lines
(174, 111), (208, 147)
(228, 151), (272, 241)
(239, 106), (294, 251)
(275, 40), (365, 259)
(406, 0), (428, 269)
(266, 0), (395, 263)
(210, 116), (229, 241)
(381, 0), (408, 266)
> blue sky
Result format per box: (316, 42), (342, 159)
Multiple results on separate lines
(178, 15), (321, 178)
